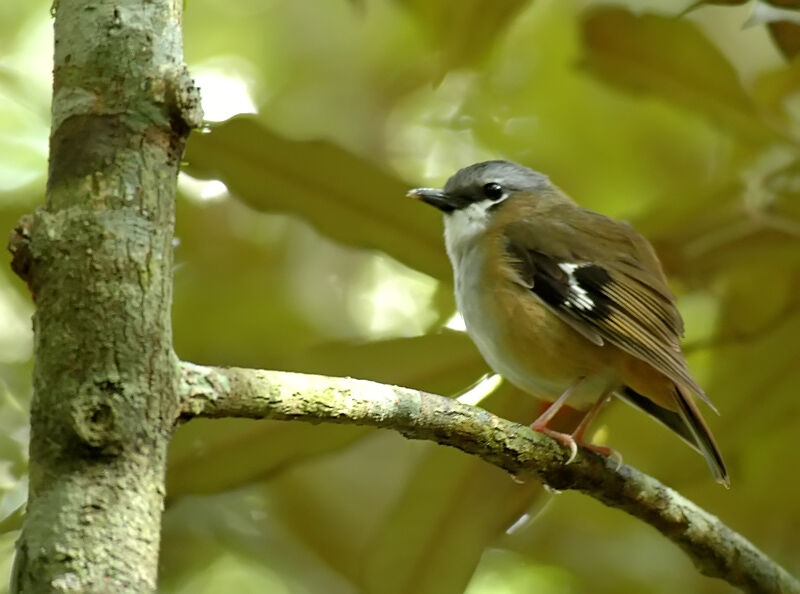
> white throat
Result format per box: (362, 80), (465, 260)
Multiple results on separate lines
(443, 199), (500, 265)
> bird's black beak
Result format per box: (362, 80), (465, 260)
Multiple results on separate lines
(407, 187), (459, 213)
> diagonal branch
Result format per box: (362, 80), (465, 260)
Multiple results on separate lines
(178, 362), (799, 594)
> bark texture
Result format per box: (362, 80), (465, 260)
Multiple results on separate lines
(180, 363), (800, 594)
(11, 0), (201, 591)
(7, 2), (798, 593)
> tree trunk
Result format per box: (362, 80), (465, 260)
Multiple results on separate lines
(11, 0), (200, 591)
(6, 2), (799, 594)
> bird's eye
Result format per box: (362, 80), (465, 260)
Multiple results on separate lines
(482, 182), (504, 200)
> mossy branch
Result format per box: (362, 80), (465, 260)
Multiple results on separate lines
(180, 362), (799, 594)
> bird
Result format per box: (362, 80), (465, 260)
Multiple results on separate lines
(408, 160), (728, 486)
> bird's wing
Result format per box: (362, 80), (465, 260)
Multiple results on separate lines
(502, 205), (717, 412)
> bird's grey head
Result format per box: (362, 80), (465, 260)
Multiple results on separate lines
(408, 160), (550, 214)
(409, 160), (552, 265)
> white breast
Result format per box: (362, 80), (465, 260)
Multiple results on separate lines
(443, 206), (613, 408)
(444, 201), (506, 377)
(444, 203), (553, 396)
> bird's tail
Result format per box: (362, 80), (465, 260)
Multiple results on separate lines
(619, 385), (729, 487)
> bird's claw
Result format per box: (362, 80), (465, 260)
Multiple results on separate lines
(583, 443), (624, 470)
(565, 440), (578, 464)
(531, 424), (623, 468)
(531, 426), (579, 464)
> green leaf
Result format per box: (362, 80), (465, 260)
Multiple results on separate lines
(183, 116), (450, 280)
(360, 384), (548, 594)
(167, 420), (371, 501)
(283, 331), (486, 395)
(580, 7), (774, 143)
(398, 0), (532, 78)
(684, 1), (800, 59)
(752, 58), (800, 126)
(173, 197), (320, 366)
(161, 490), (356, 594)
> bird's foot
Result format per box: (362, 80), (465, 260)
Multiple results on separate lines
(531, 423), (623, 469)
(580, 442), (624, 470)
(530, 424), (579, 464)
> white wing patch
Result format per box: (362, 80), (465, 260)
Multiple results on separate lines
(558, 262), (595, 311)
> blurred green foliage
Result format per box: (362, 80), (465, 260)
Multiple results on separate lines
(2, 0), (800, 592)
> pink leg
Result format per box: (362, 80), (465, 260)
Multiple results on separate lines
(572, 390), (611, 442)
(530, 377), (584, 463)
(571, 389), (623, 469)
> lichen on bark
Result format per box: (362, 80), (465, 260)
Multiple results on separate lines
(12, 0), (201, 591)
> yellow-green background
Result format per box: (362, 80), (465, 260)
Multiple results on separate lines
(2, 0), (799, 592)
